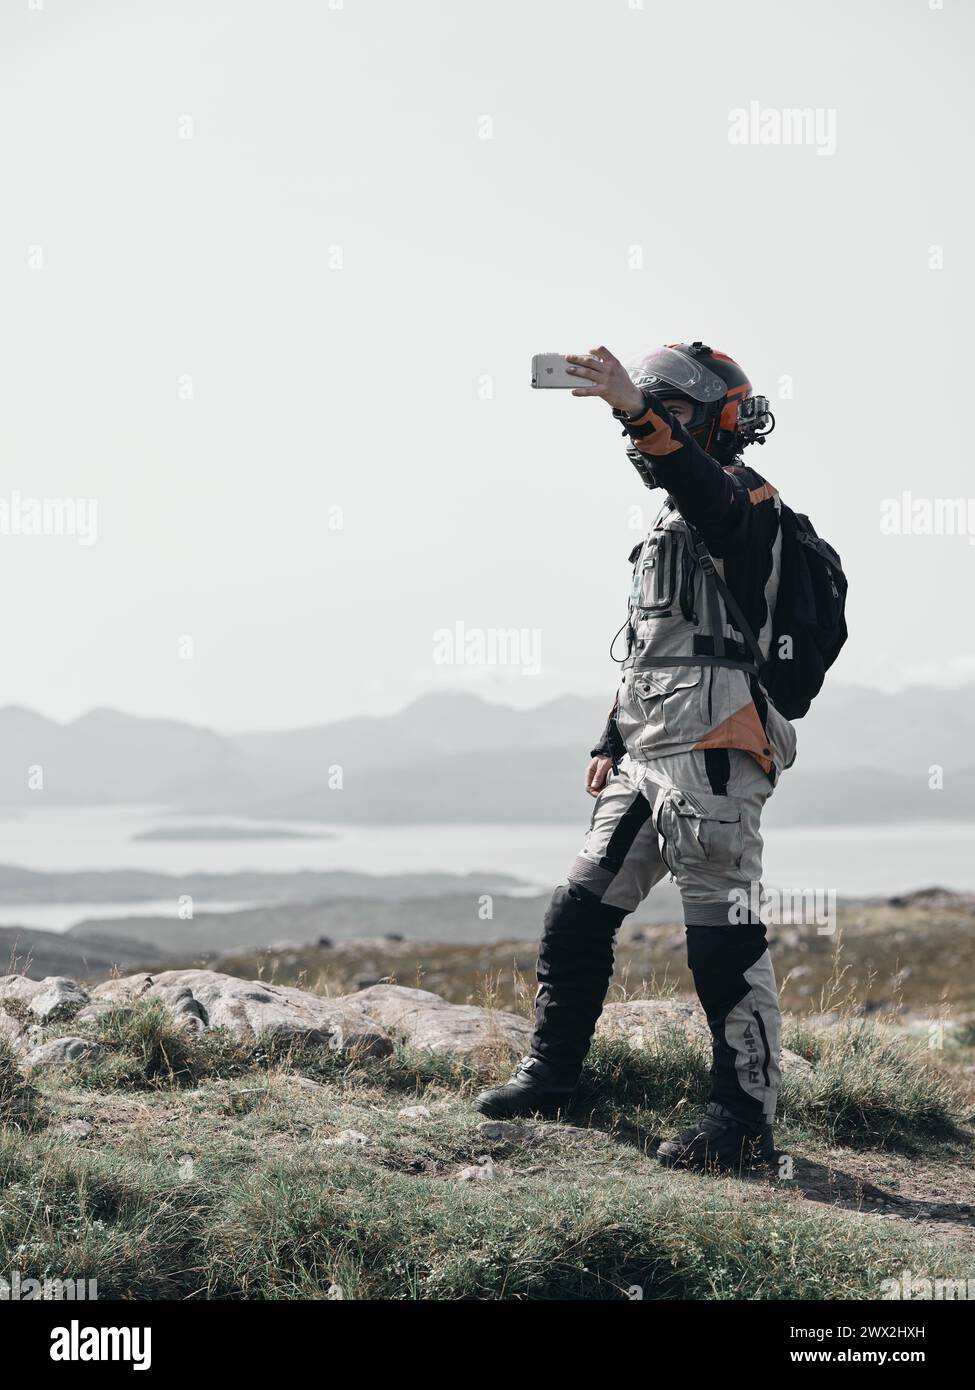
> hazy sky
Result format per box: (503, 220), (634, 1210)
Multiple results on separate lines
(1, 0), (972, 729)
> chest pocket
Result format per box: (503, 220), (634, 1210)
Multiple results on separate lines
(630, 525), (688, 614)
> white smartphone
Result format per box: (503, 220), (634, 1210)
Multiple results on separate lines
(531, 353), (579, 389)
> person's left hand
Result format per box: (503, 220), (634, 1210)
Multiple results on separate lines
(565, 346), (644, 416)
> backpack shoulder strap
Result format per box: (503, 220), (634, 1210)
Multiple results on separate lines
(685, 526), (766, 671)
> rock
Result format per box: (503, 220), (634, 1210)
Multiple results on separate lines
(161, 987), (208, 1034)
(597, 997), (706, 1048)
(28, 977), (90, 1024)
(477, 1120), (530, 1143)
(457, 1156), (495, 1182)
(0, 1009), (24, 1049)
(281, 1075), (327, 1094)
(537, 1123), (600, 1144)
(92, 974), (154, 1004)
(342, 984), (531, 1066)
(397, 1104), (431, 1120)
(0, 976), (43, 1007)
(59, 1119), (93, 1139)
(92, 971), (392, 1057)
(24, 1037), (102, 1071)
(596, 999), (814, 1077)
(58, 974), (527, 1070)
(322, 1129), (370, 1148)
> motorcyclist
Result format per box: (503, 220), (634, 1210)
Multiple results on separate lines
(473, 341), (795, 1174)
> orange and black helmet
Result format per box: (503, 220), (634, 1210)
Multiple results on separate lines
(629, 341), (773, 464)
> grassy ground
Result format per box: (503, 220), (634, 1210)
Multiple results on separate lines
(1, 986), (973, 1300)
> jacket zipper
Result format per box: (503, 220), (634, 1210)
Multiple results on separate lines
(637, 532), (678, 612)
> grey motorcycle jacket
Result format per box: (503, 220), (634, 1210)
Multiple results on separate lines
(592, 392), (797, 781)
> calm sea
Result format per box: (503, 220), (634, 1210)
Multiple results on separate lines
(0, 806), (971, 932)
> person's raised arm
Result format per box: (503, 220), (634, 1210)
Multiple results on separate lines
(565, 346), (752, 557)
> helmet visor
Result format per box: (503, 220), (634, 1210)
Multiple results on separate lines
(629, 347), (727, 404)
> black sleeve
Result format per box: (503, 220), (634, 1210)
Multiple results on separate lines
(619, 391), (754, 557)
(590, 697), (626, 770)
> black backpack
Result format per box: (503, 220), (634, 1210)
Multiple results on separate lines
(693, 500), (848, 721)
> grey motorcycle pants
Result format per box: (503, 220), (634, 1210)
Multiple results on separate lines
(563, 748), (782, 1125)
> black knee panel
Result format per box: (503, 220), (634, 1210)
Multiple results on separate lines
(544, 882), (627, 934)
(685, 924), (768, 1020)
(538, 884), (625, 980)
(530, 884), (624, 1075)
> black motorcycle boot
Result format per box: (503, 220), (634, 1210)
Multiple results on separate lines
(472, 1054), (577, 1119)
(656, 1101), (777, 1174)
(473, 883), (623, 1119)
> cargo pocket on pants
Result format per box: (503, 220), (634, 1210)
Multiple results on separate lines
(657, 788), (743, 876)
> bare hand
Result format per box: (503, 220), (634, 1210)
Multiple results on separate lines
(565, 346), (644, 416)
(585, 756), (613, 798)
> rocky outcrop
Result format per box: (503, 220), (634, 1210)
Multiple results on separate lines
(1, 975), (91, 1047)
(342, 984), (532, 1066)
(24, 1036), (102, 1070)
(0, 976), (43, 1008)
(5, 975), (530, 1067)
(0, 1009), (23, 1047)
(2, 969), (817, 1080)
(91, 971), (393, 1057)
(28, 977), (89, 1024)
(596, 999), (814, 1077)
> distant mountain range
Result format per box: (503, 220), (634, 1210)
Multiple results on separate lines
(0, 685), (973, 826)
